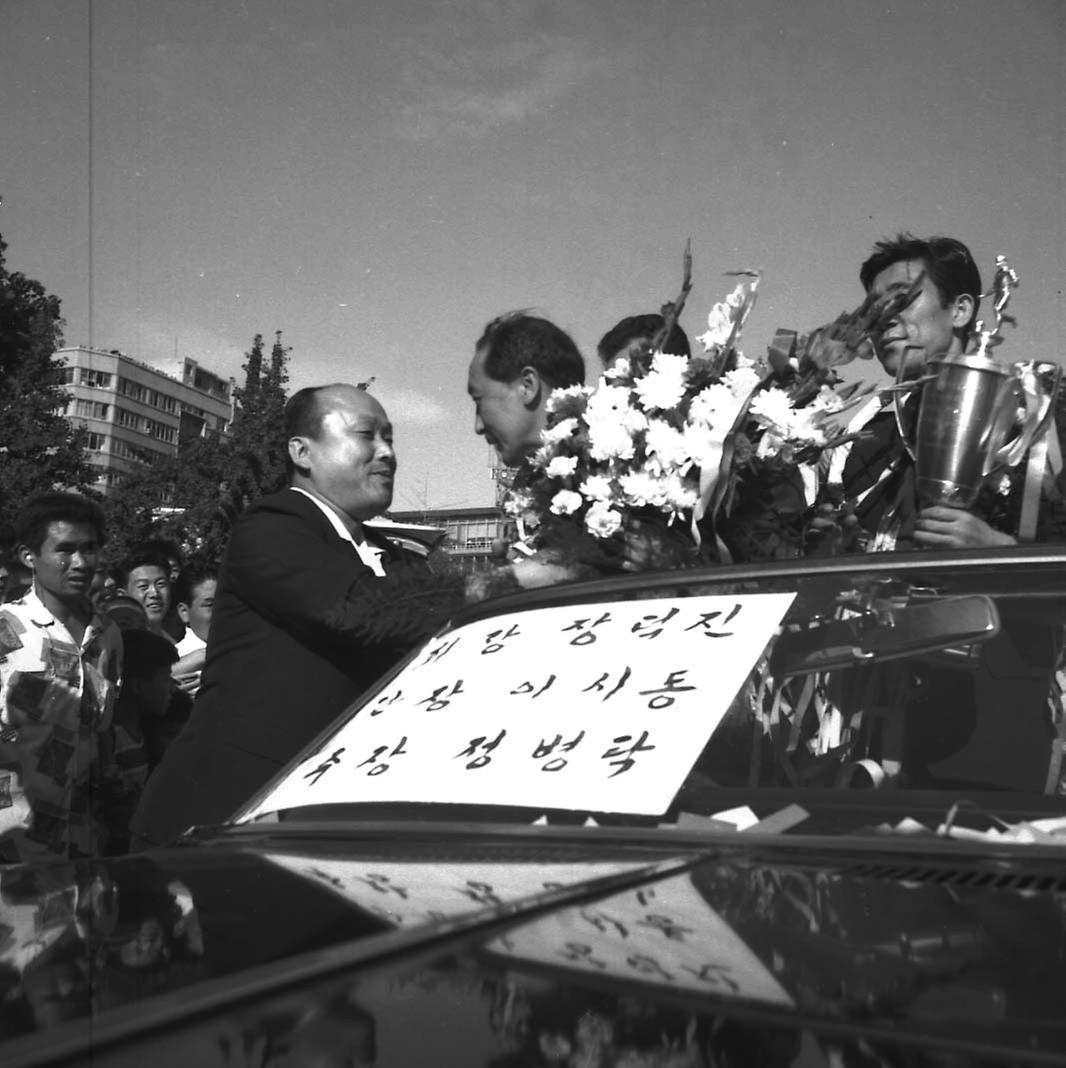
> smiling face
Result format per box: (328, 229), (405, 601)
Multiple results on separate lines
(290, 386), (396, 521)
(126, 564), (172, 629)
(21, 521), (100, 614)
(868, 259), (972, 379)
(467, 348), (544, 467)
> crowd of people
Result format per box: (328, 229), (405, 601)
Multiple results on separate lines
(2, 232), (1064, 863)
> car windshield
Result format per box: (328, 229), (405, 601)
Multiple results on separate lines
(232, 546), (1066, 842)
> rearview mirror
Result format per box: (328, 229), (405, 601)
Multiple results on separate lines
(770, 594), (1000, 677)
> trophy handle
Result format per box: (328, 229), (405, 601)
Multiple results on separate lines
(982, 363), (1063, 477)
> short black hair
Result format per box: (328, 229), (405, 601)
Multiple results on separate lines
(475, 312), (585, 390)
(122, 546), (172, 581)
(860, 234), (982, 333)
(14, 492), (107, 554)
(139, 536), (183, 570)
(173, 559), (218, 606)
(597, 313), (691, 364)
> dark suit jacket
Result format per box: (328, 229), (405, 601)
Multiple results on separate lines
(131, 489), (455, 846)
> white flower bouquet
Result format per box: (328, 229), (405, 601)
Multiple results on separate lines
(505, 257), (902, 568)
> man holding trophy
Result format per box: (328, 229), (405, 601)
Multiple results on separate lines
(813, 234), (1065, 553)
(809, 236), (1066, 792)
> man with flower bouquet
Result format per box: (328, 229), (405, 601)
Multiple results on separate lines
(500, 248), (900, 571)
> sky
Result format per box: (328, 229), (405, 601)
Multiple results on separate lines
(2, 0), (1063, 512)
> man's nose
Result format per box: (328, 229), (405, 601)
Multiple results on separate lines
(474, 412), (485, 436)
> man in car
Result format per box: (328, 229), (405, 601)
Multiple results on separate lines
(813, 234), (1066, 553)
(131, 384), (462, 847)
(467, 311), (585, 469)
(597, 312), (691, 368)
(0, 492), (124, 861)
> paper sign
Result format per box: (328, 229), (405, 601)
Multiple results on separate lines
(486, 870), (794, 1006)
(239, 592), (795, 822)
(259, 853), (667, 928)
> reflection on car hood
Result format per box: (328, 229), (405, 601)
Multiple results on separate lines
(5, 826), (1066, 1067)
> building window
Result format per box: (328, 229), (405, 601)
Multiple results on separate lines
(84, 432), (107, 451)
(118, 378), (147, 403)
(115, 406), (142, 431)
(63, 367), (79, 384)
(74, 399), (110, 420)
(83, 370), (113, 388)
(144, 418), (177, 444)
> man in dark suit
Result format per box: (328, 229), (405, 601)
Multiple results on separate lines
(131, 384), (458, 846)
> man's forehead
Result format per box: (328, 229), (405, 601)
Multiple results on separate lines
(129, 564), (167, 580)
(321, 387), (389, 424)
(42, 521), (97, 545)
(871, 258), (926, 292)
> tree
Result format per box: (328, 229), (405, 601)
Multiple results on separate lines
(0, 234), (96, 531)
(228, 330), (291, 499)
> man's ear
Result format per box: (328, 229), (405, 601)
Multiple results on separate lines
(951, 293), (976, 330)
(18, 546), (35, 571)
(177, 603), (191, 625)
(516, 366), (544, 408)
(287, 436), (311, 474)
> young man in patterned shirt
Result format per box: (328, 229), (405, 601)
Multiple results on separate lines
(0, 493), (123, 861)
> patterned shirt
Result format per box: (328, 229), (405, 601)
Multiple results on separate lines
(0, 590), (123, 861)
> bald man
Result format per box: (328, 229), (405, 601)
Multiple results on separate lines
(132, 384), (449, 845)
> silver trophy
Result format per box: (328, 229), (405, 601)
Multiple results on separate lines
(893, 256), (1060, 509)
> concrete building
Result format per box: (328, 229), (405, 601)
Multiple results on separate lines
(386, 506), (515, 573)
(58, 346), (234, 493)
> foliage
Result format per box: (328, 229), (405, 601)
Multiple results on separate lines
(0, 234), (96, 534)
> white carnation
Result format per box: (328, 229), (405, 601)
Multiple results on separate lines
(722, 365), (761, 398)
(542, 417), (578, 444)
(580, 474), (614, 500)
(644, 419), (692, 474)
(545, 455), (578, 478)
(549, 489), (583, 515)
(546, 385), (592, 413)
(619, 471), (668, 508)
(633, 352), (689, 410)
(585, 500), (623, 538)
(748, 387), (795, 432)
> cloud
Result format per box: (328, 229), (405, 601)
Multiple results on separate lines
(394, 30), (610, 140)
(380, 387), (450, 427)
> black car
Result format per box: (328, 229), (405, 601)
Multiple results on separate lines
(4, 547), (1066, 1067)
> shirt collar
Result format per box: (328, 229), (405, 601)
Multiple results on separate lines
(290, 488), (387, 577)
(20, 588), (109, 649)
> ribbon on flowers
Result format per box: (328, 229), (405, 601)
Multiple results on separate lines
(1015, 360), (1063, 540)
(692, 378), (764, 562)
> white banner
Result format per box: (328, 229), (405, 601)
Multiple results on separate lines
(241, 592), (795, 821)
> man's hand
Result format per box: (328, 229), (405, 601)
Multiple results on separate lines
(914, 505), (1016, 548)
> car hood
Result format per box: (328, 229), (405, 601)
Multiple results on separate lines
(4, 823), (1066, 1067)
